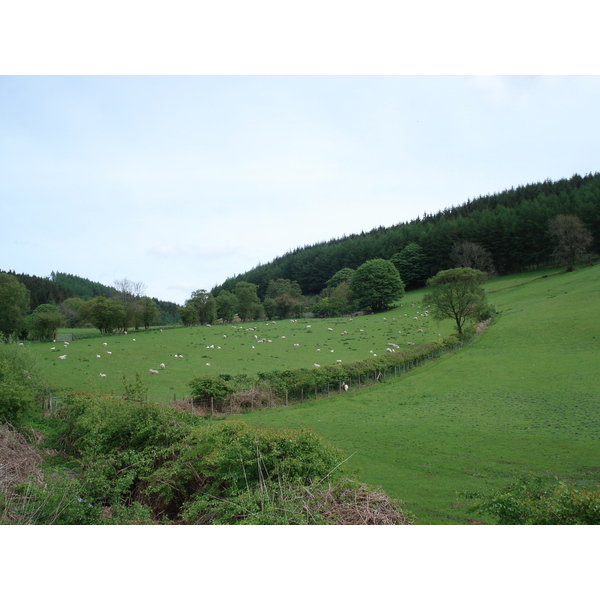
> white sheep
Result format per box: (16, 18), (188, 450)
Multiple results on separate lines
(99, 373), (106, 377)
(103, 342), (108, 346)
(59, 355), (67, 359)
(96, 354), (101, 358)
(313, 363), (321, 368)
(159, 363), (165, 369)
(149, 369), (159, 374)
(107, 351), (112, 355)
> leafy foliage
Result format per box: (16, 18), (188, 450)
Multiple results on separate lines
(423, 268), (489, 336)
(351, 259), (405, 312)
(465, 474), (600, 524)
(548, 214), (594, 272)
(26, 303), (64, 341)
(0, 273), (30, 340)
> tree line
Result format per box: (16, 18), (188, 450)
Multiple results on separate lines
(211, 172), (600, 298)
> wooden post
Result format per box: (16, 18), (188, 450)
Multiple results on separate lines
(285, 389), (288, 406)
(211, 397), (214, 416)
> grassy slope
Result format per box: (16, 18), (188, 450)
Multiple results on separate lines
(27, 299), (455, 400)
(237, 265), (600, 524)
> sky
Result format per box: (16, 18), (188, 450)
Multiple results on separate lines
(1, 3), (600, 308)
(3, 75), (599, 305)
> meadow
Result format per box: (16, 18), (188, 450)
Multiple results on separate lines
(28, 297), (456, 400)
(238, 265), (600, 523)
(24, 264), (600, 524)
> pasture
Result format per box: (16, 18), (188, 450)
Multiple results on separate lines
(27, 296), (456, 400)
(238, 265), (600, 524)
(23, 264), (600, 524)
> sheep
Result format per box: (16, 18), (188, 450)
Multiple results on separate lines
(206, 363), (210, 366)
(328, 327), (333, 331)
(313, 363), (321, 368)
(107, 351), (112, 355)
(159, 363), (165, 369)
(50, 347), (56, 351)
(96, 354), (101, 358)
(103, 342), (108, 346)
(413, 317), (418, 320)
(149, 369), (159, 374)
(336, 359), (342, 363)
(18, 342), (24, 346)
(59, 355), (67, 359)
(417, 329), (424, 333)
(99, 373), (106, 377)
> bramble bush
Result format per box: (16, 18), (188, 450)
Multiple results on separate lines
(465, 474), (600, 524)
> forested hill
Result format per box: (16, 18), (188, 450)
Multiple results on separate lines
(212, 172), (600, 298)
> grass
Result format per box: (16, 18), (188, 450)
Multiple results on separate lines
(22, 264), (600, 524)
(236, 264), (600, 524)
(25, 296), (456, 401)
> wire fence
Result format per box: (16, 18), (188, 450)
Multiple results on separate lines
(42, 318), (493, 417)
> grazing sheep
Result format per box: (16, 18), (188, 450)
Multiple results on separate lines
(59, 355), (67, 359)
(417, 329), (423, 333)
(343, 383), (349, 391)
(160, 363), (165, 369)
(328, 328), (333, 331)
(96, 354), (101, 358)
(103, 342), (108, 346)
(313, 363), (321, 368)
(51, 347), (56, 351)
(107, 351), (112, 355)
(99, 373), (106, 377)
(149, 369), (159, 374)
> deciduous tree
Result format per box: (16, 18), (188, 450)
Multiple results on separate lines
(350, 259), (405, 312)
(27, 303), (64, 340)
(423, 268), (489, 336)
(0, 273), (30, 340)
(548, 214), (594, 272)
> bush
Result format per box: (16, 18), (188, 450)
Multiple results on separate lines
(0, 343), (46, 426)
(465, 474), (600, 524)
(188, 376), (236, 411)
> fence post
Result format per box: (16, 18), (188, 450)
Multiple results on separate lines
(210, 397), (214, 416)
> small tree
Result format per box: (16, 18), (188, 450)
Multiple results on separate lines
(548, 214), (593, 272)
(350, 259), (405, 312)
(390, 242), (429, 290)
(450, 241), (495, 276)
(189, 376), (236, 411)
(0, 273), (30, 340)
(216, 290), (238, 322)
(139, 297), (159, 329)
(423, 268), (489, 336)
(27, 304), (64, 340)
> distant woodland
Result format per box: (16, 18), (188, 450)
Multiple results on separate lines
(3, 172), (599, 312)
(212, 172), (600, 298)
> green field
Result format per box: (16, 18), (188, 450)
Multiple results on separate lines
(27, 297), (457, 400)
(24, 264), (600, 524)
(236, 265), (600, 523)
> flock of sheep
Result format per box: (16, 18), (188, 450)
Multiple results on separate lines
(49, 304), (434, 381)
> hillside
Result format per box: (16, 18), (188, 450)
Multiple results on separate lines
(212, 172), (600, 297)
(238, 264), (600, 523)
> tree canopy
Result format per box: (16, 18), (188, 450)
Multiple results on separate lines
(423, 267), (489, 336)
(350, 259), (405, 312)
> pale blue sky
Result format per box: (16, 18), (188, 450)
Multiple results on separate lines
(2, 75), (599, 304)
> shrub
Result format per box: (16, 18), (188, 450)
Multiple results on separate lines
(0, 343), (46, 426)
(188, 376), (236, 411)
(465, 474), (600, 524)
